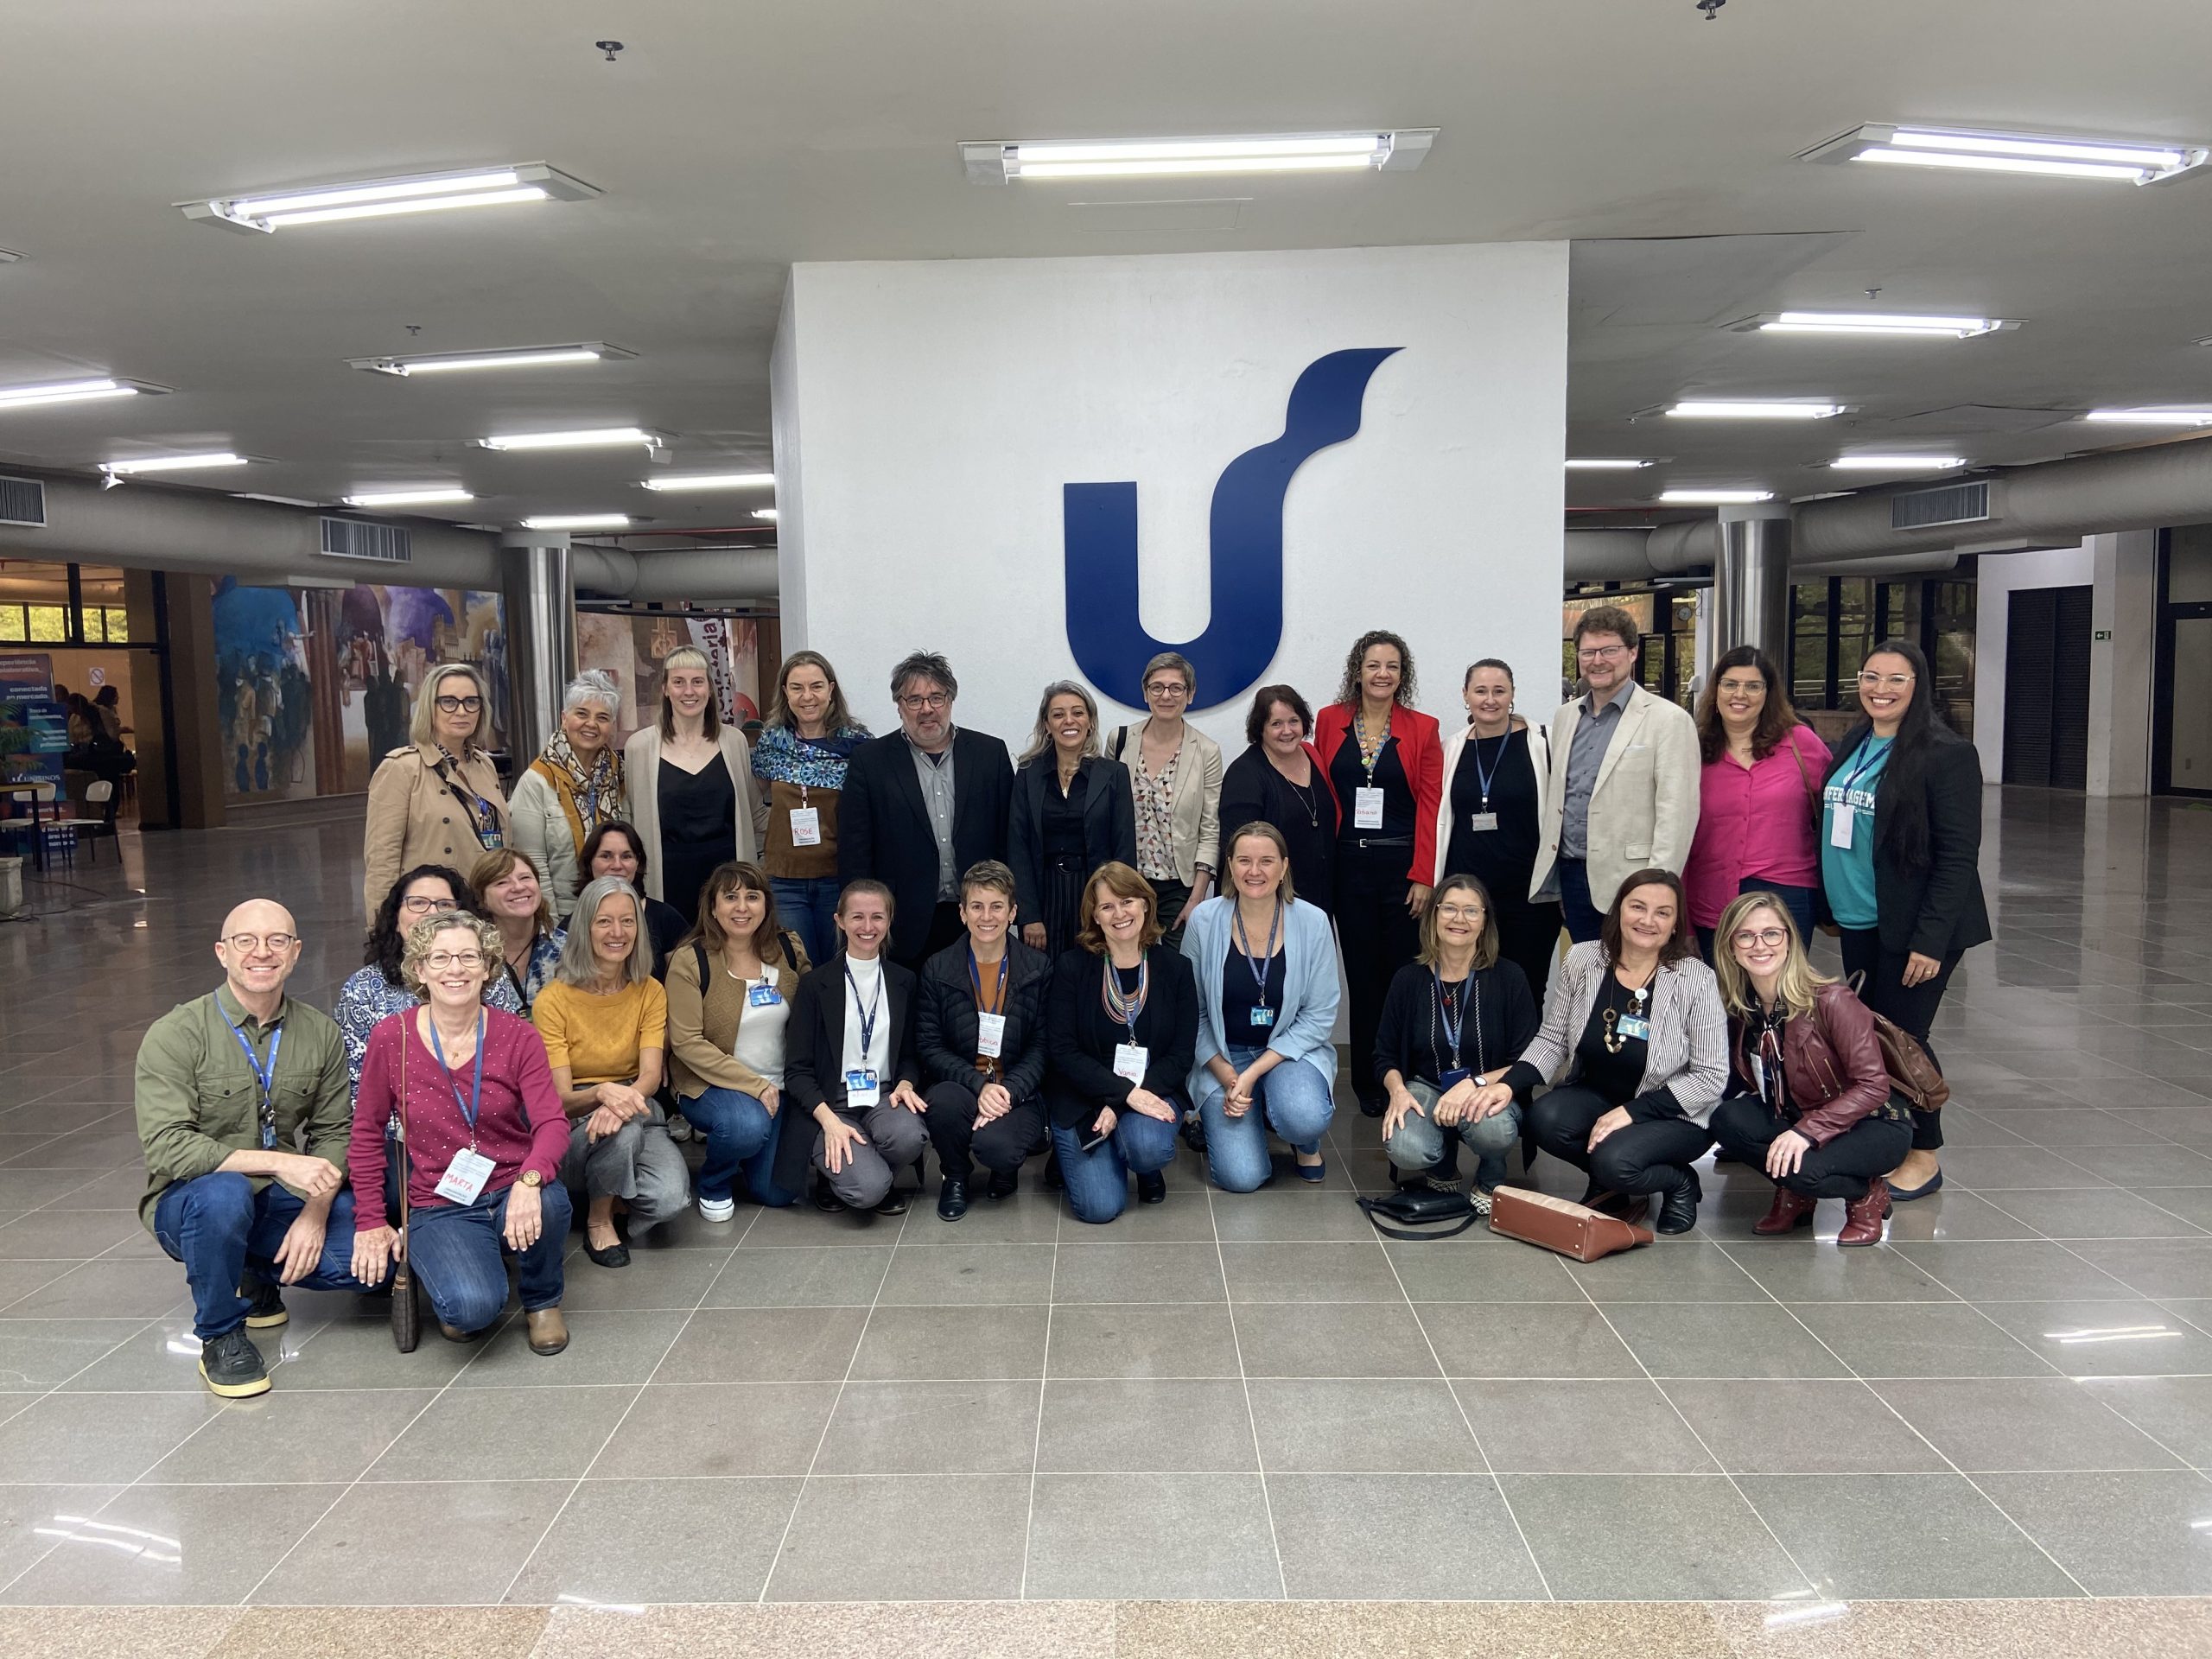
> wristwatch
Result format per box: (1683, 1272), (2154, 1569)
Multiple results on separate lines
(518, 1169), (543, 1188)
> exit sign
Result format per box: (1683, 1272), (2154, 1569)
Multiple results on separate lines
(2094, 629), (2113, 640)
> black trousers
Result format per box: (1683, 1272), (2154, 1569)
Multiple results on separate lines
(1837, 927), (1960, 1154)
(1334, 841), (1421, 1107)
(923, 1080), (1046, 1185)
(1708, 1094), (1914, 1201)
(1529, 1083), (1713, 1196)
(1151, 877), (1194, 954)
(1495, 897), (1564, 1013)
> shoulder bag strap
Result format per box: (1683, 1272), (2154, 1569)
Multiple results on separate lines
(1786, 728), (1820, 816)
(397, 1019), (410, 1236)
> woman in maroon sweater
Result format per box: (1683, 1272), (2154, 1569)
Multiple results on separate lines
(1313, 630), (1444, 1116)
(1707, 892), (1910, 1247)
(350, 912), (574, 1353)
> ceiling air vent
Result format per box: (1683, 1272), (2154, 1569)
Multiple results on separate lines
(0, 475), (47, 528)
(320, 516), (411, 564)
(1890, 480), (1992, 531)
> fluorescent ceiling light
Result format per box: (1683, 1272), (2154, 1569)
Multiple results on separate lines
(1667, 400), (1844, 420)
(1566, 458), (1656, 470)
(99, 452), (247, 475)
(2084, 407), (2212, 425)
(348, 342), (631, 377)
(182, 163), (600, 232)
(478, 426), (665, 451)
(1830, 454), (1967, 471)
(641, 471), (776, 493)
(0, 376), (155, 410)
(752, 507), (779, 521)
(521, 512), (631, 530)
(343, 486), (475, 508)
(1659, 489), (1774, 505)
(234, 492), (324, 507)
(1748, 310), (2015, 340)
(1802, 123), (2209, 185)
(963, 130), (1434, 183)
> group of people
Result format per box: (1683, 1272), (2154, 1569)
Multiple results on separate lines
(136, 605), (1990, 1398)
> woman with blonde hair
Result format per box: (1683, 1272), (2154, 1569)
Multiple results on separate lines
(509, 669), (629, 918)
(1708, 891), (1910, 1246)
(362, 664), (509, 918)
(623, 644), (760, 923)
(1009, 679), (1135, 961)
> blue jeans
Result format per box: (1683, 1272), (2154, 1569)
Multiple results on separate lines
(772, 876), (841, 970)
(1199, 1045), (1337, 1193)
(1383, 1079), (1522, 1192)
(406, 1181), (572, 1330)
(682, 1087), (778, 1203)
(1696, 879), (1817, 965)
(1050, 1109), (1182, 1225)
(1558, 858), (1603, 944)
(152, 1172), (386, 1341)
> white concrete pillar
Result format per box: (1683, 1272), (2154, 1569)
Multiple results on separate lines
(2086, 528), (2156, 798)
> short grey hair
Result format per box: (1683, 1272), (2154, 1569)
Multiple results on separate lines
(1142, 652), (1196, 696)
(1018, 679), (1101, 765)
(557, 876), (652, 988)
(889, 650), (957, 703)
(561, 669), (620, 715)
(398, 912), (504, 998)
(409, 664), (491, 750)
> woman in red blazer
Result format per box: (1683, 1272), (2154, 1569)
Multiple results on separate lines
(1313, 630), (1444, 1117)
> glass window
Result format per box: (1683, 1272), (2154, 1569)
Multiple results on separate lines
(1929, 579), (1977, 738)
(26, 606), (64, 643)
(0, 607), (22, 643)
(1789, 582), (1829, 708)
(103, 607), (128, 644)
(1835, 578), (1874, 698)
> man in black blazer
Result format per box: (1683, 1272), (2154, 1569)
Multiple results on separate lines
(838, 651), (1015, 970)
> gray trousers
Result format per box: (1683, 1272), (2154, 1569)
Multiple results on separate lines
(1382, 1078), (1522, 1192)
(812, 1101), (929, 1209)
(563, 1103), (690, 1230)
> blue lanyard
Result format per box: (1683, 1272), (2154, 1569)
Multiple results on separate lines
(967, 945), (1007, 1015)
(1837, 739), (1890, 797)
(1470, 732), (1509, 809)
(225, 1017), (283, 1149)
(846, 963), (882, 1055)
(426, 1009), (487, 1145)
(1234, 901), (1282, 1008)
(1433, 971), (1466, 1061)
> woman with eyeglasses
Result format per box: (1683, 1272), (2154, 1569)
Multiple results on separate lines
(363, 664), (510, 919)
(1708, 893), (1910, 1246)
(1817, 638), (1991, 1201)
(623, 645), (761, 928)
(509, 670), (629, 919)
(1103, 652), (1224, 950)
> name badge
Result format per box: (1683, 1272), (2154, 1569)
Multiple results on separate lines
(844, 1067), (880, 1106)
(1439, 1067), (1471, 1090)
(1113, 1043), (1149, 1083)
(976, 1011), (1007, 1058)
(434, 1148), (495, 1205)
(1750, 1053), (1767, 1101)
(1248, 1005), (1275, 1029)
(788, 805), (823, 847)
(1467, 811), (1499, 833)
(1828, 803), (1857, 849)
(1616, 1015), (1651, 1043)
(747, 981), (782, 1007)
(1354, 786), (1386, 830)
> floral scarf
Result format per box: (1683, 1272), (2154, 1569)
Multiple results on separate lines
(533, 730), (624, 855)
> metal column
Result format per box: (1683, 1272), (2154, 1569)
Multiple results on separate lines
(1713, 505), (1793, 664)
(498, 535), (575, 769)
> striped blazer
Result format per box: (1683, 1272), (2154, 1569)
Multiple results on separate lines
(1515, 940), (1729, 1127)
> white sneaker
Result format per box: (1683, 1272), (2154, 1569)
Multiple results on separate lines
(697, 1195), (735, 1224)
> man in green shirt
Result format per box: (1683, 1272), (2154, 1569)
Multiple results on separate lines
(137, 898), (387, 1397)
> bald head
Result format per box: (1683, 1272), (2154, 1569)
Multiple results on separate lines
(220, 899), (296, 940)
(215, 898), (302, 1007)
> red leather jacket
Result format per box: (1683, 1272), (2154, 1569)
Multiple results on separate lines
(1727, 982), (1894, 1145)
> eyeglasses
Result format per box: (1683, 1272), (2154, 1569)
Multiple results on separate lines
(423, 950), (486, 970)
(434, 695), (484, 714)
(1144, 682), (1190, 698)
(1855, 671), (1915, 690)
(1577, 644), (1630, 663)
(399, 895), (459, 914)
(1435, 904), (1486, 922)
(224, 932), (297, 953)
(1731, 928), (1789, 949)
(899, 691), (950, 711)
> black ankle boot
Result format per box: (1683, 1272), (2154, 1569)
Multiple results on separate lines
(1656, 1169), (1702, 1235)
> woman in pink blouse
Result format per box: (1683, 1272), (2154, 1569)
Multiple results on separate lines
(1683, 647), (1832, 961)
(349, 912), (574, 1356)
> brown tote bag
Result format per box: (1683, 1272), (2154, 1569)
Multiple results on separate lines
(1489, 1186), (1654, 1262)
(389, 1022), (420, 1353)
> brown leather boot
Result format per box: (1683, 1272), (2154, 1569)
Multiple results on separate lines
(525, 1306), (569, 1356)
(1754, 1189), (1818, 1236)
(1837, 1179), (1892, 1248)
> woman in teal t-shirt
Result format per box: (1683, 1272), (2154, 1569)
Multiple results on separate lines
(1815, 639), (1992, 1202)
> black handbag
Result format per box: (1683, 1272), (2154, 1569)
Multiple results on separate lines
(1357, 1185), (1484, 1241)
(390, 1022), (420, 1353)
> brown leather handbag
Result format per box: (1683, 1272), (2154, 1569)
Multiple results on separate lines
(389, 1023), (420, 1353)
(1489, 1185), (1654, 1262)
(1846, 972), (1951, 1113)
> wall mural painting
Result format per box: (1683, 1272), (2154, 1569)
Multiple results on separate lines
(575, 613), (761, 742)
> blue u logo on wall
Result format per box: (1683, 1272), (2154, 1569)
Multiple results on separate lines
(1063, 346), (1402, 711)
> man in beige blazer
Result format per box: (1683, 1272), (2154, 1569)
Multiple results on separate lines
(1529, 606), (1700, 943)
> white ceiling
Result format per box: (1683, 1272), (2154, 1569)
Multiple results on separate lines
(4, 0), (2212, 541)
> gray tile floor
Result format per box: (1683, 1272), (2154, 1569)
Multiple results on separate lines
(4, 792), (2212, 1605)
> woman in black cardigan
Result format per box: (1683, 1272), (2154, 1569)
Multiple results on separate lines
(917, 860), (1054, 1221)
(1817, 639), (1992, 1200)
(1010, 682), (1138, 960)
(1046, 861), (1198, 1224)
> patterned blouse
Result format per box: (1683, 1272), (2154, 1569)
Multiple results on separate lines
(334, 963), (525, 1097)
(1131, 736), (1180, 883)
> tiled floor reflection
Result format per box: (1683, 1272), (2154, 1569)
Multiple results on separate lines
(3, 793), (2212, 1615)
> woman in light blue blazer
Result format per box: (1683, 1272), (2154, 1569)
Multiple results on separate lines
(1181, 820), (1341, 1190)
